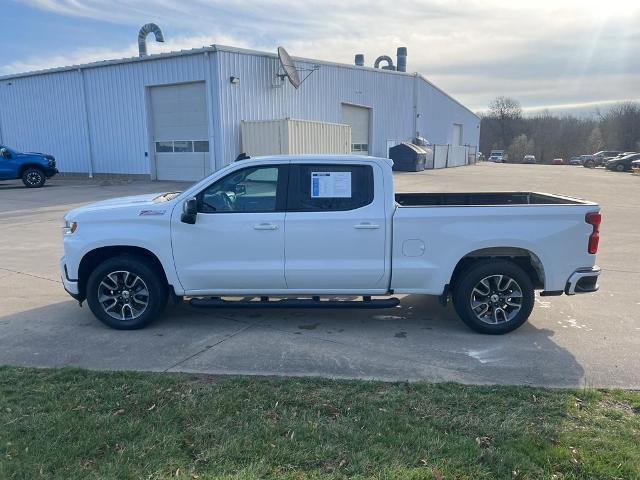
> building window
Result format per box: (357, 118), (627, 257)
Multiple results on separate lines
(156, 140), (209, 153)
(351, 143), (368, 153)
(155, 141), (173, 153)
(194, 141), (210, 153)
(174, 141), (194, 153)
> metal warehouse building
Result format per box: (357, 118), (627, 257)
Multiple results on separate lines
(0, 44), (480, 181)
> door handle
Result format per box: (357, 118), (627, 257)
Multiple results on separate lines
(253, 223), (279, 230)
(354, 222), (380, 229)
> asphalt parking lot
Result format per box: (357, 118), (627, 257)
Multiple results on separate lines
(0, 163), (638, 388)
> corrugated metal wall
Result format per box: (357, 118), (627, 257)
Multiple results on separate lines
(0, 53), (210, 174)
(215, 50), (416, 163)
(415, 77), (480, 148)
(0, 46), (479, 176)
(0, 70), (88, 172)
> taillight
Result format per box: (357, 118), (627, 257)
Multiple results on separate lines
(585, 212), (601, 254)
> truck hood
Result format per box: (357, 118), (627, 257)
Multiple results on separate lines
(65, 192), (173, 220)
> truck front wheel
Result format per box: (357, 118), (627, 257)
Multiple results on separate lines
(453, 259), (535, 334)
(86, 254), (168, 330)
(22, 167), (46, 188)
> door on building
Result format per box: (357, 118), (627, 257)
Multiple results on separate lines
(284, 162), (388, 291)
(149, 82), (210, 181)
(452, 123), (463, 146)
(341, 104), (371, 155)
(171, 164), (289, 293)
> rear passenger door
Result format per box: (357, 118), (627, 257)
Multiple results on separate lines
(284, 163), (387, 291)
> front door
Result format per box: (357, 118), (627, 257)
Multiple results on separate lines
(284, 162), (388, 291)
(171, 164), (288, 293)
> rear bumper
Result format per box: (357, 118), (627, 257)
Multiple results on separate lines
(565, 266), (601, 295)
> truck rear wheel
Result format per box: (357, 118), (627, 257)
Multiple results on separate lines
(86, 254), (167, 330)
(453, 259), (534, 334)
(22, 167), (46, 188)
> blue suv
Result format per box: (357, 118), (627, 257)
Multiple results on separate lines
(0, 144), (58, 188)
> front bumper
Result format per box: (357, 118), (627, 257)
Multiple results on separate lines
(44, 167), (58, 178)
(565, 266), (601, 295)
(60, 256), (80, 300)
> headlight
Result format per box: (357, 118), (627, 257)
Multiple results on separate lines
(63, 219), (78, 235)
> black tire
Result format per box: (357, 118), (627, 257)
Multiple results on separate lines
(453, 259), (535, 334)
(86, 254), (167, 330)
(615, 164), (625, 172)
(22, 167), (46, 188)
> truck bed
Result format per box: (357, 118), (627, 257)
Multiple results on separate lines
(395, 192), (587, 207)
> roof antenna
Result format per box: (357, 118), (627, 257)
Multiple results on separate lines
(138, 23), (165, 57)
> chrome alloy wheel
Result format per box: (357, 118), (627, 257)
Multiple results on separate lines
(98, 271), (150, 321)
(26, 171), (42, 185)
(469, 274), (523, 324)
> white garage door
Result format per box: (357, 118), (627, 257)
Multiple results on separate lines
(341, 104), (370, 155)
(150, 82), (210, 181)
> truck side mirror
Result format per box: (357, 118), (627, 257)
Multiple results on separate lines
(0, 148), (10, 159)
(181, 197), (198, 224)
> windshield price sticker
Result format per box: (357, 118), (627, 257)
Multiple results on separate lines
(310, 172), (352, 198)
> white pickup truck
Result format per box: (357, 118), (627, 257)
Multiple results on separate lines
(61, 155), (601, 334)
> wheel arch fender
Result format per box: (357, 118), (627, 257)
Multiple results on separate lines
(77, 245), (171, 300)
(19, 163), (45, 176)
(448, 246), (547, 291)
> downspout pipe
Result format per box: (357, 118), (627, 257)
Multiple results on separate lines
(138, 23), (165, 57)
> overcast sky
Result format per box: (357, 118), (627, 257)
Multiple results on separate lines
(3, 0), (639, 115)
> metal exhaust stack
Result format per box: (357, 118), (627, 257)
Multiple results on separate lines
(397, 47), (407, 72)
(354, 54), (365, 67)
(138, 23), (165, 57)
(374, 55), (395, 70)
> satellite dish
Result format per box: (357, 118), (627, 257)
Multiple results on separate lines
(277, 46), (302, 89)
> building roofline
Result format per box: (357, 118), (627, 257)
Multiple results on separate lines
(0, 43), (478, 119)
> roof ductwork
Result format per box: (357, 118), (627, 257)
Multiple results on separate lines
(396, 47), (407, 72)
(374, 55), (395, 70)
(138, 23), (165, 57)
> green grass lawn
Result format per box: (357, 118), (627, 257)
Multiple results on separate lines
(1, 367), (638, 479)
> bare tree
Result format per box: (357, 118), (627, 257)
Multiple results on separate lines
(481, 100), (639, 164)
(487, 97), (523, 148)
(488, 96), (523, 120)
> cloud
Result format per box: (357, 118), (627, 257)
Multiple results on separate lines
(11, 0), (640, 111)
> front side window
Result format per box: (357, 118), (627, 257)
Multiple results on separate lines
(198, 165), (284, 213)
(288, 164), (374, 212)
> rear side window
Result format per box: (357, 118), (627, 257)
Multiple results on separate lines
(288, 164), (374, 212)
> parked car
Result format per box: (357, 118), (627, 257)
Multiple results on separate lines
(489, 150), (505, 163)
(583, 150), (622, 168)
(605, 153), (640, 172)
(61, 155), (602, 335)
(0, 144), (58, 187)
(569, 156), (582, 165)
(523, 155), (536, 164)
(552, 158), (564, 165)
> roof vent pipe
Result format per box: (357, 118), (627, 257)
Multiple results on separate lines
(374, 55), (395, 70)
(396, 47), (407, 72)
(138, 23), (165, 57)
(354, 54), (365, 67)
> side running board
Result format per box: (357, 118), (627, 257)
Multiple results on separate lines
(190, 296), (401, 309)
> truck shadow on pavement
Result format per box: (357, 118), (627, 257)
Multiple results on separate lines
(0, 294), (585, 387)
